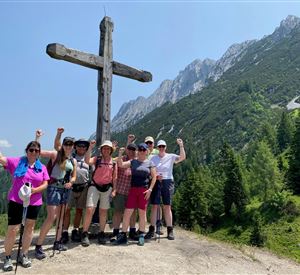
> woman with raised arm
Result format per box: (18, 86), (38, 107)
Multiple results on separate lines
(114, 143), (157, 246)
(145, 138), (186, 241)
(0, 141), (49, 271)
(34, 128), (77, 260)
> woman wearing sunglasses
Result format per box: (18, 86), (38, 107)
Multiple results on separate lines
(114, 143), (157, 246)
(34, 128), (77, 259)
(145, 138), (186, 241)
(0, 141), (49, 271)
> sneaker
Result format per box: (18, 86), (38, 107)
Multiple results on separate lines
(167, 226), (175, 240)
(3, 257), (13, 272)
(98, 231), (106, 245)
(61, 231), (69, 244)
(129, 230), (139, 241)
(144, 225), (155, 240)
(113, 232), (128, 245)
(137, 233), (145, 246)
(81, 231), (90, 247)
(71, 229), (81, 242)
(35, 245), (46, 260)
(53, 241), (68, 251)
(18, 254), (31, 268)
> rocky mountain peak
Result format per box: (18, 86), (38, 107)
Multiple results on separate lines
(271, 15), (300, 41)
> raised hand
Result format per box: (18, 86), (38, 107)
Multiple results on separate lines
(127, 134), (136, 144)
(112, 140), (118, 151)
(57, 127), (64, 134)
(118, 147), (126, 156)
(89, 140), (96, 149)
(36, 129), (44, 139)
(176, 138), (184, 147)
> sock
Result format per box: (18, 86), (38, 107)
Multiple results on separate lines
(129, 227), (136, 234)
(5, 255), (11, 260)
(113, 228), (119, 236)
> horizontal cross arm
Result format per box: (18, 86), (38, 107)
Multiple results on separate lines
(46, 43), (152, 82)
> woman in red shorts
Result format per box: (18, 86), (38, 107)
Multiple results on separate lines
(114, 143), (156, 246)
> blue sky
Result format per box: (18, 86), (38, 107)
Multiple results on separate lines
(0, 0), (300, 156)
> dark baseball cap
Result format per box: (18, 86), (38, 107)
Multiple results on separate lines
(63, 137), (75, 145)
(127, 143), (138, 151)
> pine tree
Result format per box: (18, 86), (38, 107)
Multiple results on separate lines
(287, 118), (300, 194)
(277, 111), (294, 153)
(249, 141), (283, 201)
(220, 143), (247, 219)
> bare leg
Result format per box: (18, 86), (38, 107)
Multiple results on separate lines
(82, 207), (95, 232)
(73, 208), (83, 228)
(112, 210), (122, 230)
(21, 219), (36, 255)
(150, 204), (159, 226)
(129, 210), (137, 228)
(138, 209), (146, 232)
(121, 209), (134, 232)
(63, 207), (71, 231)
(4, 224), (19, 256)
(163, 205), (172, 227)
(99, 209), (107, 232)
(36, 205), (58, 245)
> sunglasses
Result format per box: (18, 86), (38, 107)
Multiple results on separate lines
(138, 148), (147, 152)
(77, 144), (88, 148)
(158, 145), (166, 148)
(145, 141), (153, 145)
(28, 148), (40, 153)
(63, 143), (74, 146)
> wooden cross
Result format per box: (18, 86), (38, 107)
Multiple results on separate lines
(46, 16), (152, 147)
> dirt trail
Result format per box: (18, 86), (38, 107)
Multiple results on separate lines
(1, 227), (300, 274)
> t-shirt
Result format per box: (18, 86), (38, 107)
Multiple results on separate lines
(147, 148), (159, 159)
(5, 157), (50, 206)
(74, 155), (89, 184)
(93, 157), (115, 185)
(131, 159), (154, 188)
(150, 153), (179, 180)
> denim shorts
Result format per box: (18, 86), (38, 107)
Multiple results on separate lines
(47, 184), (70, 206)
(150, 179), (174, 205)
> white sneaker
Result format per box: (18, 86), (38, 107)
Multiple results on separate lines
(3, 257), (13, 272)
(18, 254), (31, 268)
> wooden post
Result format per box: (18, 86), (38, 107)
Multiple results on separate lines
(96, 16), (113, 147)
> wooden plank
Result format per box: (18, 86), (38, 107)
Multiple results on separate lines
(47, 43), (152, 82)
(96, 16), (114, 147)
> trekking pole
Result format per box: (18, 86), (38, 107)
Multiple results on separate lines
(15, 182), (31, 274)
(51, 188), (66, 257)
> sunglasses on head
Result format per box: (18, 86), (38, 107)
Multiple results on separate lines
(158, 145), (166, 148)
(145, 141), (153, 145)
(28, 148), (40, 153)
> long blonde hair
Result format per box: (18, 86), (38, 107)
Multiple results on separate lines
(56, 147), (68, 171)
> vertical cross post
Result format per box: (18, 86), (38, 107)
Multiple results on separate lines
(96, 16), (113, 147)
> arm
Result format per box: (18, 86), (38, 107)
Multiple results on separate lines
(35, 129), (43, 142)
(117, 147), (131, 168)
(64, 159), (77, 189)
(31, 180), (48, 194)
(127, 134), (136, 145)
(111, 161), (118, 197)
(175, 138), (186, 164)
(0, 151), (7, 167)
(85, 140), (96, 165)
(54, 127), (64, 151)
(144, 167), (157, 200)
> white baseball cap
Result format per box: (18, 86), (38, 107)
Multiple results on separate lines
(157, 140), (167, 147)
(18, 183), (32, 207)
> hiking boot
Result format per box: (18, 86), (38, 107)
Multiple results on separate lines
(35, 245), (46, 260)
(81, 231), (90, 247)
(167, 226), (175, 240)
(110, 229), (119, 243)
(18, 254), (31, 268)
(144, 225), (155, 240)
(71, 229), (81, 242)
(113, 232), (128, 245)
(129, 230), (139, 241)
(61, 231), (69, 244)
(53, 240), (68, 251)
(98, 231), (106, 245)
(3, 257), (13, 272)
(137, 233), (145, 246)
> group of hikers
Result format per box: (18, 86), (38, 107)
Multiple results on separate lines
(0, 128), (186, 271)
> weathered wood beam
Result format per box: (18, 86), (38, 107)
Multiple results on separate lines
(46, 43), (152, 82)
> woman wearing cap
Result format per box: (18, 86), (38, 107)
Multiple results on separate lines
(114, 143), (157, 246)
(144, 136), (158, 158)
(81, 139), (117, 246)
(145, 138), (185, 240)
(0, 141), (49, 271)
(58, 138), (90, 244)
(34, 128), (77, 259)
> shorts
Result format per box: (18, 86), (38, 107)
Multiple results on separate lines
(7, 200), (41, 225)
(113, 193), (128, 212)
(125, 187), (148, 210)
(68, 186), (88, 209)
(47, 184), (70, 206)
(86, 185), (112, 209)
(150, 179), (174, 205)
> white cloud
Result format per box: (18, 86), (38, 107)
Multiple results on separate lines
(0, 140), (12, 148)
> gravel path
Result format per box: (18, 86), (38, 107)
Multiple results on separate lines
(1, 227), (300, 274)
